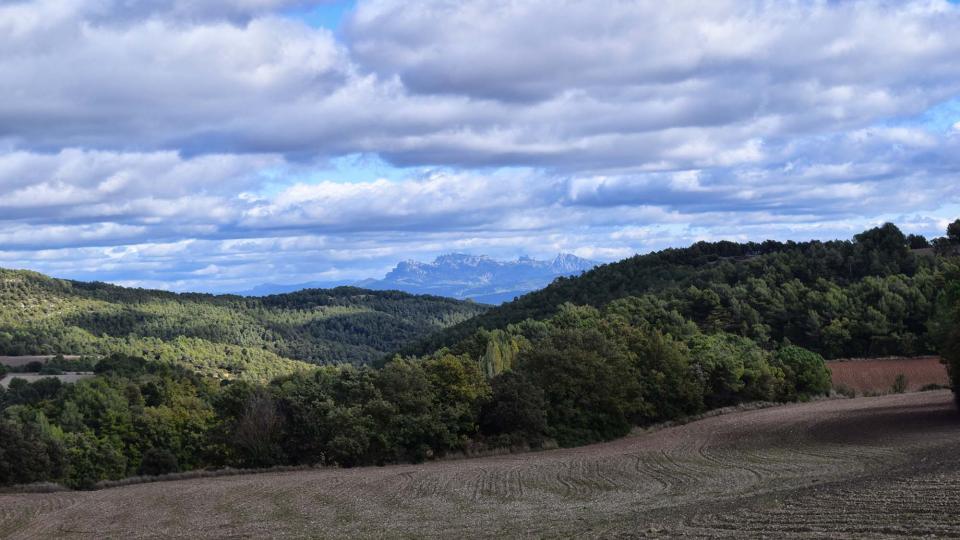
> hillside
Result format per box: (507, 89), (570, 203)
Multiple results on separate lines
(406, 224), (951, 361)
(0, 269), (487, 379)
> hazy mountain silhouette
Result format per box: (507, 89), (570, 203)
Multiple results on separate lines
(239, 253), (598, 304)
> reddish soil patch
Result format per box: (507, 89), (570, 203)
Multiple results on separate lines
(828, 356), (949, 394)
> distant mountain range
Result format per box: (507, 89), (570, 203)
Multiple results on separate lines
(239, 253), (599, 304)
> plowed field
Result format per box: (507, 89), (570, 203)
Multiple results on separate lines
(2, 391), (958, 539)
(828, 356), (949, 394)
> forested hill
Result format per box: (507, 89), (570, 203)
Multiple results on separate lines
(0, 270), (487, 380)
(405, 223), (956, 360)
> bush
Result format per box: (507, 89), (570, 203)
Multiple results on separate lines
(833, 384), (856, 398)
(139, 448), (179, 476)
(774, 346), (832, 399)
(23, 361), (43, 373)
(479, 371), (547, 446)
(687, 334), (783, 407)
(891, 374), (908, 394)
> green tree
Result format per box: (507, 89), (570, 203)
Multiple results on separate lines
(229, 388), (286, 468)
(907, 234), (930, 250)
(479, 371), (547, 446)
(0, 419), (66, 486)
(63, 431), (127, 489)
(773, 346), (832, 400)
(936, 264), (960, 404)
(139, 447), (179, 476)
(948, 219), (960, 244)
(517, 325), (642, 447)
(628, 330), (703, 420)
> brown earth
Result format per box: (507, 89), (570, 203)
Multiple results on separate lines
(0, 356), (83, 368)
(1, 391), (959, 539)
(828, 356), (949, 394)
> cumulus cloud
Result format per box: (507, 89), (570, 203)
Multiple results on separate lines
(2, 0), (959, 170)
(2, 124), (957, 254)
(0, 149), (281, 227)
(1, 0), (960, 290)
(241, 169), (564, 231)
(347, 1), (960, 124)
(1, 0), (324, 24)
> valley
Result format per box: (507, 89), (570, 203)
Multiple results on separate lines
(0, 270), (486, 378)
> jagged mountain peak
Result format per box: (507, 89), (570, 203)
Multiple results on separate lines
(432, 253), (495, 267)
(370, 253), (599, 304)
(550, 253), (596, 272)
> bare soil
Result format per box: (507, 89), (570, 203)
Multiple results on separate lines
(829, 356), (949, 394)
(1, 391), (958, 539)
(0, 356), (83, 368)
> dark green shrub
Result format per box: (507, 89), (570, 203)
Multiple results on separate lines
(774, 346), (832, 399)
(139, 448), (179, 476)
(0, 420), (66, 486)
(479, 371), (547, 446)
(517, 326), (642, 447)
(63, 431), (127, 489)
(23, 361), (44, 372)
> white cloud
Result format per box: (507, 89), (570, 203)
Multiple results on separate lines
(1, 0), (959, 171)
(1, 0), (960, 290)
(1, 0), (320, 25)
(242, 169), (561, 230)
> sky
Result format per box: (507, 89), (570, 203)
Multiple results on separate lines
(2, 0), (960, 293)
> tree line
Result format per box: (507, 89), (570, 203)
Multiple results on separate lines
(407, 222), (960, 362)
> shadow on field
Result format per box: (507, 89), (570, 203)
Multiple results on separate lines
(808, 395), (958, 445)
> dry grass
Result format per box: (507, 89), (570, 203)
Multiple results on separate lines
(828, 355), (949, 395)
(1, 391), (959, 538)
